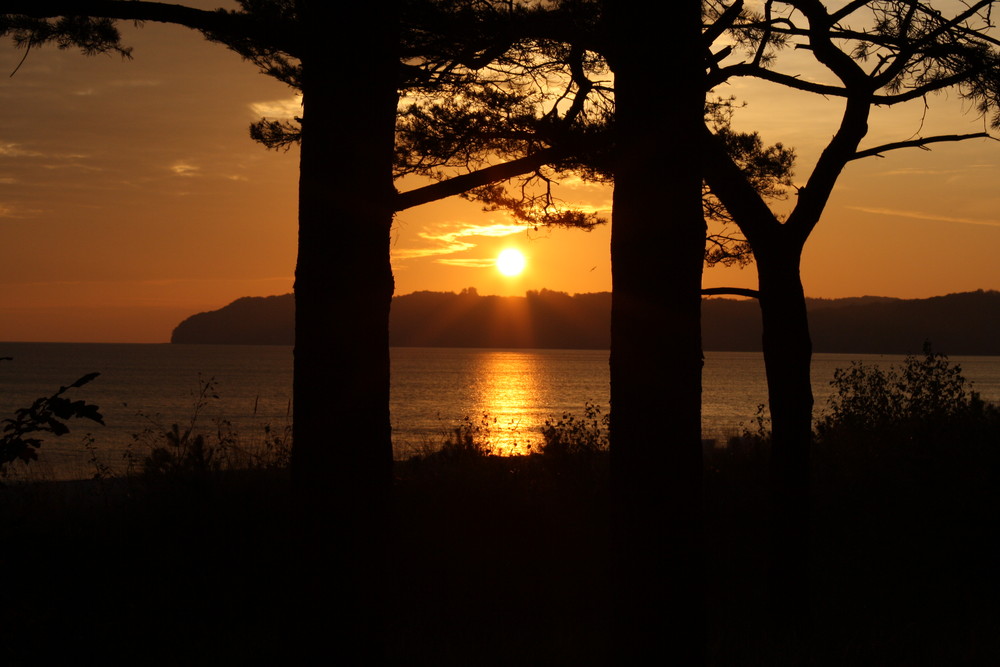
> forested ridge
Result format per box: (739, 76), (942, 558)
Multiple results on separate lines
(171, 288), (1000, 354)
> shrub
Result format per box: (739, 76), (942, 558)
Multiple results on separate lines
(815, 342), (999, 455)
(541, 401), (609, 457)
(437, 413), (497, 459)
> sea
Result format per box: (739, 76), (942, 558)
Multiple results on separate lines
(3, 342), (1000, 481)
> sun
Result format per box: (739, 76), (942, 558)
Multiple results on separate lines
(496, 248), (527, 276)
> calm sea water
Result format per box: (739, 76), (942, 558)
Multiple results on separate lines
(3, 342), (999, 480)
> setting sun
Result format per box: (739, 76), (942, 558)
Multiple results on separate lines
(496, 248), (527, 276)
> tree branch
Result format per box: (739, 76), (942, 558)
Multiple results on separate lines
(851, 132), (993, 160)
(701, 124), (782, 245)
(788, 0), (870, 87)
(703, 0), (744, 45)
(0, 1), (297, 55)
(708, 62), (849, 96)
(395, 147), (565, 212)
(828, 0), (873, 24)
(786, 94), (871, 238)
(2, 1), (221, 30)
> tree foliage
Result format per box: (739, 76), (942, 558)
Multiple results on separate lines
(1, 368), (104, 472)
(0, 13), (130, 58)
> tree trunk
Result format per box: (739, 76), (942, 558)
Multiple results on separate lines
(605, 1), (706, 662)
(756, 239), (812, 648)
(290, 1), (398, 660)
(292, 2), (397, 507)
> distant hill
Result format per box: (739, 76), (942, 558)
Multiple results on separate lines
(170, 294), (294, 345)
(170, 288), (1000, 354)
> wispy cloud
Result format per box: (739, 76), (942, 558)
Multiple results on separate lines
(40, 158), (97, 171)
(392, 244), (473, 260)
(421, 223), (525, 243)
(8, 276), (293, 289)
(0, 203), (42, 219)
(437, 258), (498, 268)
(0, 142), (43, 158)
(880, 163), (995, 177)
(881, 167), (963, 176)
(250, 95), (302, 119)
(393, 222), (525, 264)
(555, 174), (609, 191)
(847, 205), (1000, 227)
(72, 79), (162, 97)
(170, 162), (200, 177)
(109, 79), (162, 88)
(1, 142), (92, 165)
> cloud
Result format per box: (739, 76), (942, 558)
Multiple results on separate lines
(170, 162), (200, 177)
(555, 174), (609, 190)
(109, 79), (162, 88)
(847, 205), (1000, 227)
(1, 143), (91, 166)
(420, 222), (526, 243)
(0, 142), (43, 158)
(249, 95), (303, 119)
(880, 163), (995, 177)
(393, 222), (525, 263)
(392, 223), (525, 267)
(8, 276), (293, 289)
(436, 258), (498, 268)
(881, 167), (962, 176)
(71, 79), (162, 97)
(392, 244), (473, 260)
(0, 203), (42, 219)
(566, 201), (612, 215)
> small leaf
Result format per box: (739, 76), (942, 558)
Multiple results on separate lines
(49, 397), (74, 420)
(48, 420), (70, 437)
(69, 372), (100, 389)
(78, 404), (105, 425)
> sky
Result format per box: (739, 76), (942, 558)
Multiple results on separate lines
(2, 2), (999, 343)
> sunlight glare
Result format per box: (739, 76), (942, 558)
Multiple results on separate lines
(496, 248), (527, 276)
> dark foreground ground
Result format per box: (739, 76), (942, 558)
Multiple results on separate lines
(2, 444), (996, 666)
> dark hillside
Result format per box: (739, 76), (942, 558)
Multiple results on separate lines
(171, 289), (1000, 354)
(171, 294), (294, 345)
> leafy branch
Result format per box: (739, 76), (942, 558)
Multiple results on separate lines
(1, 370), (104, 470)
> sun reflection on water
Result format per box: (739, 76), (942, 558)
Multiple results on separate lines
(471, 351), (544, 456)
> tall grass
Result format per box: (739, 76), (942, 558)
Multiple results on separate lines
(122, 376), (291, 479)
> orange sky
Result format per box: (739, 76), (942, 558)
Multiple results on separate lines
(2, 3), (999, 343)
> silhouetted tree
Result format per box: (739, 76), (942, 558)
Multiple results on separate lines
(2, 2), (578, 658)
(390, 7), (803, 658)
(0, 1), (572, 503)
(392, 4), (999, 654)
(702, 0), (1000, 636)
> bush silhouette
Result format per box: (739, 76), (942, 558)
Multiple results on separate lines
(816, 342), (999, 457)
